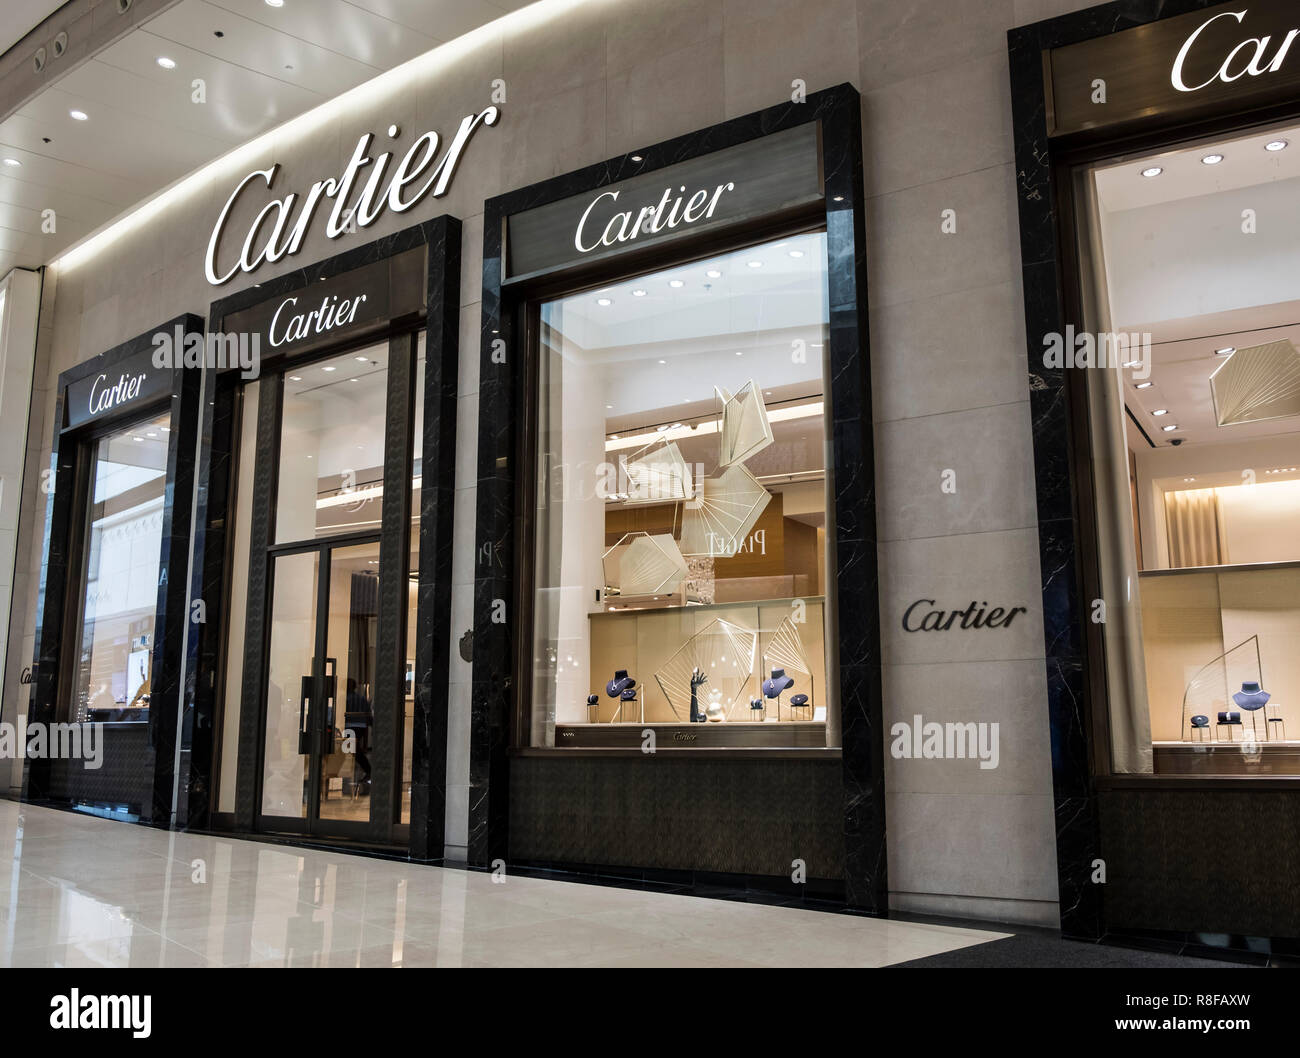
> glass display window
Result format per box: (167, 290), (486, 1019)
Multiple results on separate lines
(528, 231), (837, 748)
(69, 411), (171, 723)
(1074, 120), (1300, 776)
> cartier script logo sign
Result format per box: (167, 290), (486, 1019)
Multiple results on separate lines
(901, 599), (1027, 633)
(574, 181), (736, 254)
(65, 346), (175, 430)
(205, 106), (500, 286)
(269, 291), (369, 348)
(1048, 1), (1300, 135)
(1172, 9), (1298, 91)
(505, 122), (822, 281)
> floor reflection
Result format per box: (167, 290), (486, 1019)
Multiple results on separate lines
(0, 802), (1002, 967)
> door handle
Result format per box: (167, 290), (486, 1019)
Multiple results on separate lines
(322, 658), (337, 755)
(298, 675), (312, 755)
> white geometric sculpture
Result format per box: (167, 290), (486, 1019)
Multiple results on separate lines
(654, 618), (758, 722)
(1209, 339), (1300, 427)
(602, 532), (688, 597)
(678, 463), (771, 557)
(619, 437), (692, 505)
(717, 380), (774, 467)
(763, 615), (811, 677)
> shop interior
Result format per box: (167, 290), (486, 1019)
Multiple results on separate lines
(1088, 121), (1300, 772)
(530, 231), (836, 747)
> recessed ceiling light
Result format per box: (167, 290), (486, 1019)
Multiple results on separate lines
(631, 289), (647, 297)
(349, 377), (359, 383)
(1265, 139), (1289, 152)
(1215, 347), (1235, 356)
(605, 404), (613, 410)
(596, 297), (612, 306)
(706, 269), (721, 278)
(668, 279), (684, 288)
(1161, 424), (1178, 432)
(132, 436), (143, 442)
(1184, 477), (1196, 482)
(787, 249), (804, 258)
(735, 350), (743, 356)
(1135, 381), (1154, 389)
(156, 56), (176, 70)
(289, 375), (302, 381)
(322, 365), (336, 372)
(1152, 409), (1169, 416)
(69, 109), (88, 121)
(657, 359), (666, 365)
(1141, 166), (1163, 178)
(146, 432), (157, 438)
(2, 158), (20, 167)
(355, 356), (368, 362)
(746, 260), (763, 268)
(265, 0), (285, 7)
(630, 154), (643, 162)
(1201, 153), (1224, 165)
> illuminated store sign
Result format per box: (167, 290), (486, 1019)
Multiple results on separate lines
(1048, 0), (1300, 135)
(65, 346), (173, 429)
(505, 122), (822, 281)
(205, 106), (500, 286)
(1171, 9), (1299, 91)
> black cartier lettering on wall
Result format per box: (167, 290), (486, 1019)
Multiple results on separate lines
(901, 599), (1028, 632)
(205, 106), (500, 285)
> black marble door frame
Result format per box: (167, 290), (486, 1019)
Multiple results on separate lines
(25, 314), (205, 825)
(470, 84), (887, 910)
(190, 218), (460, 858)
(1008, 0), (1300, 940)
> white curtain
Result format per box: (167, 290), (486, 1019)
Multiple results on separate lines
(1164, 488), (1226, 568)
(1075, 169), (1154, 775)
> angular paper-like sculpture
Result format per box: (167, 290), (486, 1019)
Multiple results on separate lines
(678, 463), (770, 557)
(602, 532), (689, 597)
(717, 380), (774, 467)
(1209, 339), (1300, 427)
(654, 618), (758, 722)
(764, 615), (811, 677)
(619, 437), (692, 505)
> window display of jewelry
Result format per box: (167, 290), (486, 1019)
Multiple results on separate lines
(604, 670), (641, 723)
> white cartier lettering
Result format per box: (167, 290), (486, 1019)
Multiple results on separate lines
(574, 181), (736, 253)
(1171, 9), (1300, 92)
(206, 106), (501, 286)
(87, 372), (146, 415)
(269, 293), (369, 348)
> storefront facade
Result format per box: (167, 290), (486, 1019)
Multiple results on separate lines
(13, 0), (1294, 948)
(1011, 0), (1300, 948)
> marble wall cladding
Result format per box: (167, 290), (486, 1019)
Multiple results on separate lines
(11, 0), (1083, 925)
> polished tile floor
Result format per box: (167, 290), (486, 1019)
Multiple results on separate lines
(0, 801), (1005, 967)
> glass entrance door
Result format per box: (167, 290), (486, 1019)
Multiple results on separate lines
(260, 540), (382, 833)
(251, 341), (404, 840)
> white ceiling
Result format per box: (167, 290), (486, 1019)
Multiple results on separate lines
(0, 1), (64, 59)
(0, 0), (529, 278)
(1096, 125), (1300, 451)
(1095, 120), (1300, 212)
